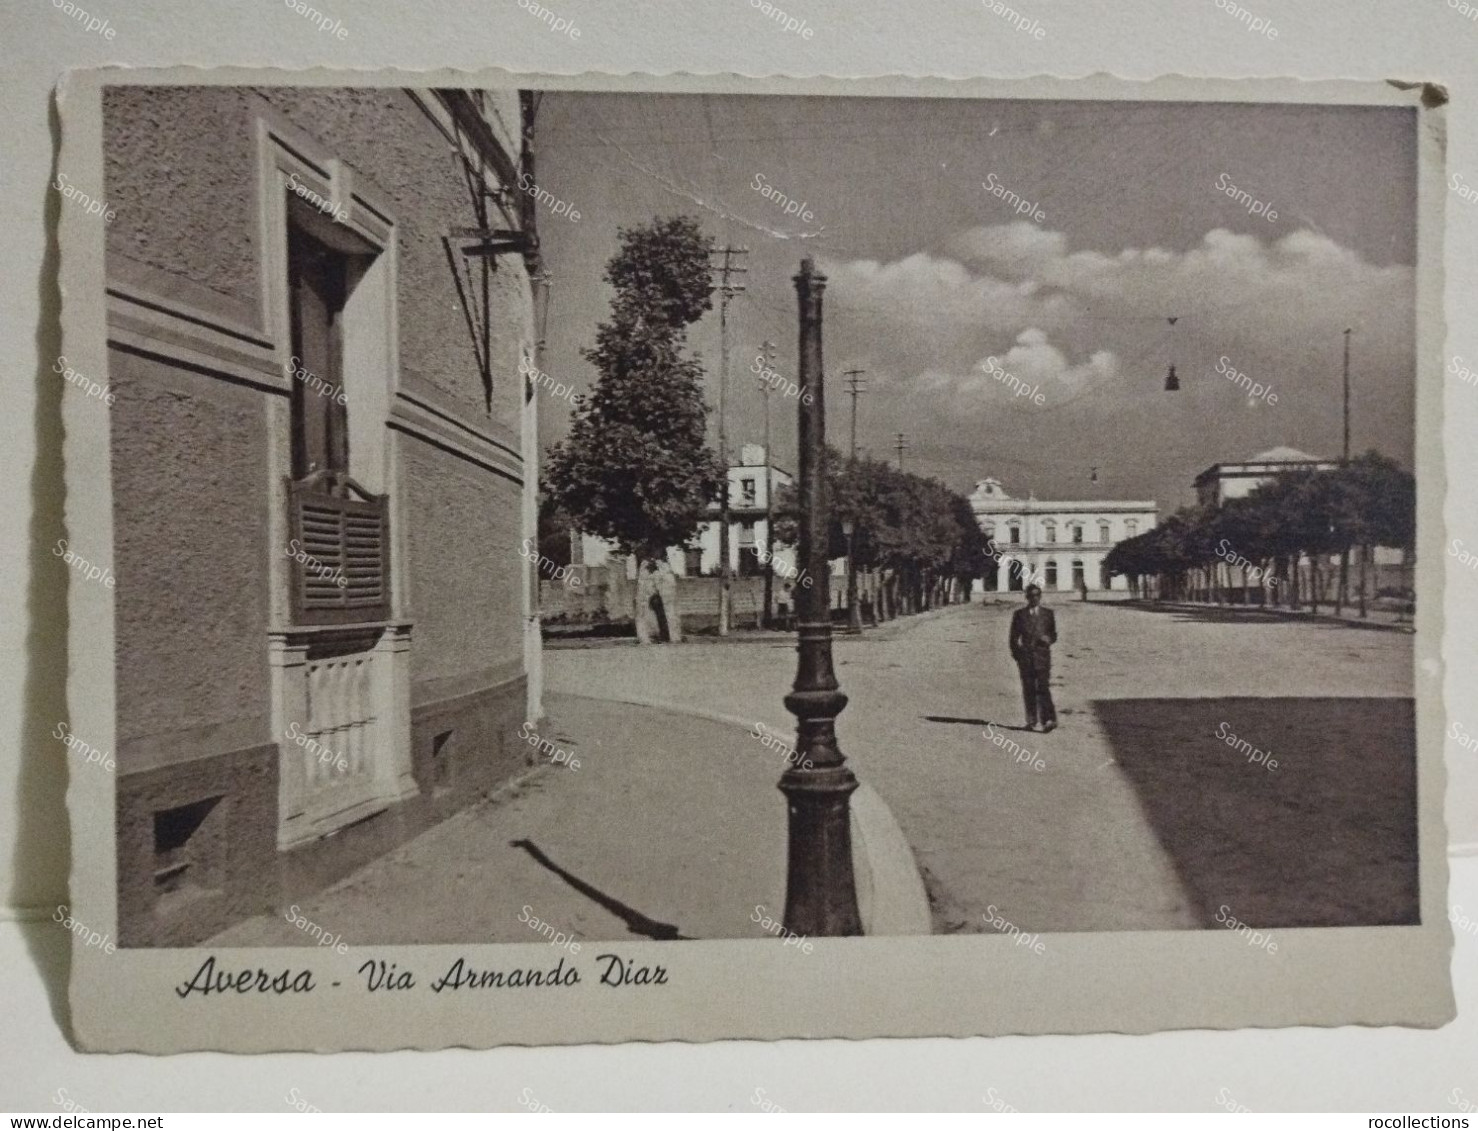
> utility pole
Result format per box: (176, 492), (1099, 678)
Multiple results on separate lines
(1340, 327), (1355, 616)
(843, 369), (867, 632)
(759, 339), (777, 628)
(709, 245), (748, 636)
(894, 432), (908, 472)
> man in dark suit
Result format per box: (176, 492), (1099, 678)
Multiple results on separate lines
(1009, 583), (1057, 732)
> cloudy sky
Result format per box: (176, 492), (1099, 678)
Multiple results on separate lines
(532, 92), (1416, 512)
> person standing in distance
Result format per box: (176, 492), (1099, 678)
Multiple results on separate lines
(1009, 582), (1057, 732)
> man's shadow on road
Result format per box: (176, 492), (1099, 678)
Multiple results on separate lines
(923, 715), (1034, 732)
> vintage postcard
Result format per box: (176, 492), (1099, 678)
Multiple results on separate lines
(58, 67), (1453, 1051)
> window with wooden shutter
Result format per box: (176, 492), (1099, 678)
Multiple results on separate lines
(286, 217), (390, 625)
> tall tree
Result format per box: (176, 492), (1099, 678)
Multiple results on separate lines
(544, 216), (725, 641)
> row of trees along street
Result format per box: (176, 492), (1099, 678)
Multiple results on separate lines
(541, 214), (986, 642)
(1102, 452), (1416, 617)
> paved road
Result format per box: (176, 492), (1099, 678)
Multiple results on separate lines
(547, 597), (1416, 935)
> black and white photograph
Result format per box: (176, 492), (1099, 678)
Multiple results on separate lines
(48, 67), (1451, 1056)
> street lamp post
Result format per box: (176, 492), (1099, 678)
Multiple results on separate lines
(781, 257), (863, 937)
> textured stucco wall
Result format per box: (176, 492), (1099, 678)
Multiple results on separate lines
(403, 442), (522, 688)
(108, 349), (272, 762)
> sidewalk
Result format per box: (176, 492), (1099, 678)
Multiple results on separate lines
(1131, 597), (1414, 632)
(208, 692), (922, 949)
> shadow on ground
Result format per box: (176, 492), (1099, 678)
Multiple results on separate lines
(1092, 696), (1417, 929)
(1099, 599), (1411, 633)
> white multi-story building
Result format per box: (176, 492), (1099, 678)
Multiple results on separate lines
(579, 443), (799, 579)
(969, 477), (1158, 594)
(1194, 446), (1340, 507)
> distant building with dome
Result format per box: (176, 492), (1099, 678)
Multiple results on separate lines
(1194, 446), (1340, 508)
(968, 477), (1158, 594)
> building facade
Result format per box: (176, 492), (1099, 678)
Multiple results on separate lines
(1194, 446), (1340, 507)
(969, 477), (1158, 594)
(104, 86), (540, 945)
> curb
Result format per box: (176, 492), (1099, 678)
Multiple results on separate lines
(550, 689), (933, 937)
(1127, 599), (1415, 634)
